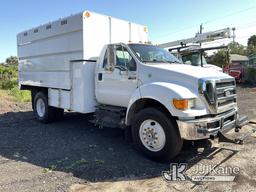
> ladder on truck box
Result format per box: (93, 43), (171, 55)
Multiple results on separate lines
(159, 28), (232, 67)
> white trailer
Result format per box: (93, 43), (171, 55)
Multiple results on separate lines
(17, 11), (247, 161)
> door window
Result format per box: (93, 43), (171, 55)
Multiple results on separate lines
(115, 45), (136, 71)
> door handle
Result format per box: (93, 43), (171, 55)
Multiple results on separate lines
(128, 76), (136, 80)
(98, 73), (103, 81)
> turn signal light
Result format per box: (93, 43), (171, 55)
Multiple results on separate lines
(173, 99), (188, 110)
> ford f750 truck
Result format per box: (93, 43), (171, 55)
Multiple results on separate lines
(17, 11), (247, 161)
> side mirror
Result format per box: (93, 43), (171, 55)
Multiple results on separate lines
(106, 45), (115, 71)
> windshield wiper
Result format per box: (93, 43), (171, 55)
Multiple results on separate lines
(148, 59), (170, 63)
(142, 60), (162, 63)
(170, 60), (182, 64)
(162, 60), (181, 64)
(142, 59), (181, 64)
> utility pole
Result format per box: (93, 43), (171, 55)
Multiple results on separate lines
(199, 24), (203, 67)
(199, 24), (203, 45)
(199, 24), (203, 34)
(232, 27), (236, 43)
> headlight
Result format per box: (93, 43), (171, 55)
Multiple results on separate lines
(188, 99), (195, 108)
(173, 99), (195, 110)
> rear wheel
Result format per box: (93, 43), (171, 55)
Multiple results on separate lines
(33, 91), (61, 123)
(132, 108), (183, 161)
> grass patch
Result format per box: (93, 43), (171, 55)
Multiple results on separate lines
(7, 86), (31, 102)
(66, 158), (89, 170)
(95, 159), (104, 165)
(42, 165), (57, 173)
(0, 85), (31, 103)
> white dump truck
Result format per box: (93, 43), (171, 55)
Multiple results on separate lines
(17, 11), (247, 161)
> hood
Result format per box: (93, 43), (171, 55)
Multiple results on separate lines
(139, 63), (232, 91)
(203, 64), (223, 72)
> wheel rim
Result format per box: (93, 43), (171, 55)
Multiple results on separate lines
(139, 119), (166, 152)
(36, 98), (46, 118)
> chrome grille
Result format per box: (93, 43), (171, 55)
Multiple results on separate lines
(215, 80), (237, 112)
(199, 78), (237, 114)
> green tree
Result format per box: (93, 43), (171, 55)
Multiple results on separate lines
(248, 35), (256, 46)
(228, 42), (247, 55)
(210, 42), (247, 67)
(210, 49), (229, 67)
(5, 56), (18, 66)
(247, 35), (256, 55)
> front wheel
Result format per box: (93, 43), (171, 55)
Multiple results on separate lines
(132, 108), (183, 161)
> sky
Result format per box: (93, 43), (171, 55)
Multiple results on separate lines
(0, 0), (256, 62)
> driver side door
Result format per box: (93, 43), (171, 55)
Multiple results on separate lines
(95, 44), (138, 107)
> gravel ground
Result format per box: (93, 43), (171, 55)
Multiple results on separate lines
(0, 85), (256, 192)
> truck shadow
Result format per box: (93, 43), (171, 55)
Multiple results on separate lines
(0, 111), (228, 182)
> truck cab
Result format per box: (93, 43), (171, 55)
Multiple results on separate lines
(223, 63), (244, 83)
(92, 42), (241, 160)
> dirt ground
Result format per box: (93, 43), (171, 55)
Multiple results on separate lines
(0, 85), (256, 192)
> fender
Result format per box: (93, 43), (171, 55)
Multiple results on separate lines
(125, 82), (207, 125)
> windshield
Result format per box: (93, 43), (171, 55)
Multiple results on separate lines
(181, 53), (207, 66)
(128, 44), (181, 64)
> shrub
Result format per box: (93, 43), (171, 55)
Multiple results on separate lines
(0, 65), (30, 102)
(0, 79), (17, 90)
(0, 65), (18, 79)
(244, 66), (256, 84)
(0, 65), (18, 89)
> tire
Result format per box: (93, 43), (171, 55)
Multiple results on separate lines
(33, 91), (56, 123)
(131, 108), (183, 161)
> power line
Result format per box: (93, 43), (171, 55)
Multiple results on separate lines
(203, 6), (256, 24)
(232, 20), (256, 29)
(158, 24), (199, 39)
(236, 24), (256, 31)
(159, 6), (256, 39)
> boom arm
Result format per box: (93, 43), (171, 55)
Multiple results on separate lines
(159, 28), (231, 48)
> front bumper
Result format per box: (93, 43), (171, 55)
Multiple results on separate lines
(177, 109), (240, 140)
